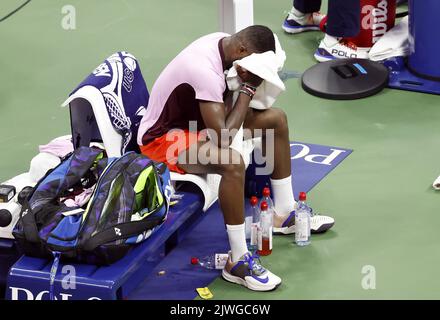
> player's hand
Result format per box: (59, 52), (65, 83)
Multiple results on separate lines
(236, 65), (263, 88)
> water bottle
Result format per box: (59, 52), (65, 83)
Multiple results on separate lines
(191, 253), (229, 270)
(245, 197), (257, 242)
(249, 196), (260, 252)
(260, 187), (274, 211)
(295, 192), (311, 246)
(257, 201), (273, 256)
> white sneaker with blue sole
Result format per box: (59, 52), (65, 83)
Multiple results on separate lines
(222, 252), (281, 292)
(314, 35), (370, 62)
(273, 209), (335, 235)
(282, 9), (325, 34)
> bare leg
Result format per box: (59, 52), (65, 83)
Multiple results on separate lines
(243, 107), (291, 179)
(177, 141), (245, 225)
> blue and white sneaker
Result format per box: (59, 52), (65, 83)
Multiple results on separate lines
(222, 252), (281, 291)
(314, 34), (369, 62)
(273, 209), (335, 235)
(282, 9), (325, 34)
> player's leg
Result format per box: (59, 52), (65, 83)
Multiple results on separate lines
(244, 107), (335, 234)
(244, 108), (297, 229)
(177, 140), (281, 291)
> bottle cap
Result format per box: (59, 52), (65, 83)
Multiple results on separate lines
(299, 192), (306, 201)
(262, 187), (271, 197)
(191, 257), (199, 265)
(250, 196), (258, 206)
(260, 201), (268, 211)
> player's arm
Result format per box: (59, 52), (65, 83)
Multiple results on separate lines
(199, 67), (262, 148)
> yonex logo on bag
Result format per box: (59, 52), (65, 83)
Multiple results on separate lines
(114, 227), (122, 236)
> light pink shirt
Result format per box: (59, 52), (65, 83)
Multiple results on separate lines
(137, 32), (230, 145)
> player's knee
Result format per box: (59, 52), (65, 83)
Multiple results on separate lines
(219, 153), (245, 179)
(271, 108), (289, 133)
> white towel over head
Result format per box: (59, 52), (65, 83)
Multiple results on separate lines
(226, 33), (286, 110)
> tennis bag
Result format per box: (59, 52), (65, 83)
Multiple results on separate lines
(13, 146), (171, 265)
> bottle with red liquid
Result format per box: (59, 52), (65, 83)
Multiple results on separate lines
(257, 201), (273, 256)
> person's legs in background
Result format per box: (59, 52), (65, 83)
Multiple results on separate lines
(283, 0), (368, 62)
(283, 0), (325, 34)
(315, 0), (367, 62)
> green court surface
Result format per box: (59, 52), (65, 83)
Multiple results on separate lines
(1, 0), (440, 300)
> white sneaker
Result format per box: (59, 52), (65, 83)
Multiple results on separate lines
(273, 209), (335, 235)
(310, 214), (335, 233)
(222, 252), (281, 291)
(314, 34), (369, 62)
(282, 7), (325, 34)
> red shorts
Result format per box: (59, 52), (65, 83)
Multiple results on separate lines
(140, 129), (205, 174)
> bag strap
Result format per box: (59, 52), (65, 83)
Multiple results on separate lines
(82, 209), (165, 252)
(19, 201), (40, 243)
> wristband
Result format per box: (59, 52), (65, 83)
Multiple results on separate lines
(240, 84), (256, 96)
(242, 83), (257, 92)
(239, 89), (254, 98)
(240, 86), (255, 97)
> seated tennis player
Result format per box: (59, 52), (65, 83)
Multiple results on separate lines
(138, 25), (334, 291)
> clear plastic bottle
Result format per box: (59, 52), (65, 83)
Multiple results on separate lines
(260, 187), (274, 211)
(249, 196), (260, 252)
(245, 197), (257, 242)
(257, 201), (273, 256)
(191, 253), (229, 270)
(295, 192), (311, 246)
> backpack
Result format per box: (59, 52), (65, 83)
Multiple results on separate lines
(13, 146), (171, 265)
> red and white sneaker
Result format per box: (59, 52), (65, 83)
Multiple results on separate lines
(314, 34), (369, 62)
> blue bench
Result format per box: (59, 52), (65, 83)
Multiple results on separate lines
(5, 185), (205, 300)
(0, 239), (20, 298)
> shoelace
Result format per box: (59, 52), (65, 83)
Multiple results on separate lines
(244, 253), (266, 275)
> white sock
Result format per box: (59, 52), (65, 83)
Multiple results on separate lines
(226, 223), (248, 263)
(290, 6), (305, 17)
(270, 176), (297, 217)
(288, 6), (306, 21)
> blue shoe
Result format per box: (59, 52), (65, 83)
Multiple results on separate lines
(282, 11), (325, 34)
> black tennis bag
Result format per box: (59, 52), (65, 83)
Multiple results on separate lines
(13, 146), (171, 265)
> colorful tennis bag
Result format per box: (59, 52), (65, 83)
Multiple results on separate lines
(13, 146), (171, 265)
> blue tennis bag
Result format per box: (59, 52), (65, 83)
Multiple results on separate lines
(13, 146), (171, 265)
